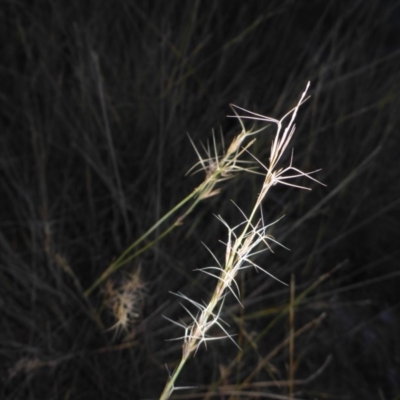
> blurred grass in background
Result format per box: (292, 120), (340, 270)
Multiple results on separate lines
(1, 1), (399, 399)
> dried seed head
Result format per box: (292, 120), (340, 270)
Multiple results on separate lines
(103, 268), (146, 340)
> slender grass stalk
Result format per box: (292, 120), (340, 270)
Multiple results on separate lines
(160, 82), (324, 399)
(85, 115), (266, 296)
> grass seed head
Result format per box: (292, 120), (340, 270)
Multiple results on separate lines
(103, 268), (146, 340)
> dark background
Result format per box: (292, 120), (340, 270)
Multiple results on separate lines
(1, 1), (400, 399)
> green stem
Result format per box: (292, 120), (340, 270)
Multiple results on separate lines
(84, 189), (200, 297)
(159, 356), (189, 400)
(84, 175), (221, 297)
(83, 129), (253, 297)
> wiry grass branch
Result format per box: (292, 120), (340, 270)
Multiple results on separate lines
(160, 82), (324, 399)
(85, 118), (268, 296)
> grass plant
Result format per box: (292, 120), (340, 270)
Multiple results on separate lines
(1, 1), (400, 399)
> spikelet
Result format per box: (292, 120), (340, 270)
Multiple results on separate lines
(103, 267), (146, 340)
